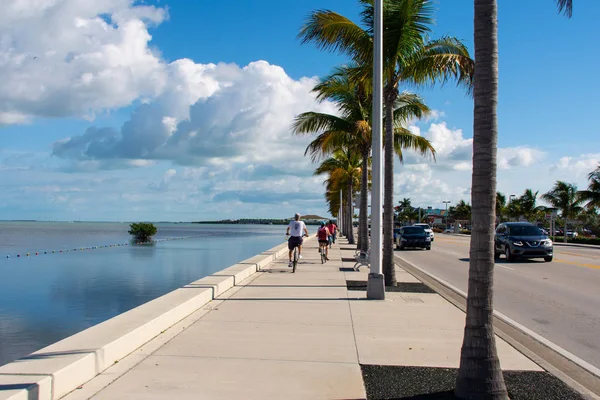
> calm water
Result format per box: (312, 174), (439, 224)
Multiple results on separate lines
(0, 222), (286, 366)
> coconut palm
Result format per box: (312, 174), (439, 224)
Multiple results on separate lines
(578, 165), (600, 211)
(293, 66), (433, 251)
(455, 2), (573, 396)
(298, 0), (472, 286)
(315, 149), (362, 244)
(542, 181), (582, 243)
(516, 189), (546, 222)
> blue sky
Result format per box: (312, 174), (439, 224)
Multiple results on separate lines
(1, 0), (598, 221)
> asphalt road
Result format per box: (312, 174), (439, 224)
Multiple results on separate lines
(395, 234), (600, 370)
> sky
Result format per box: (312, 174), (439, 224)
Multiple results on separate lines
(1, 0), (599, 222)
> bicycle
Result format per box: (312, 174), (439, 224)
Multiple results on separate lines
(319, 244), (327, 264)
(287, 234), (308, 273)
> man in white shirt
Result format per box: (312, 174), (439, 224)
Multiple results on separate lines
(286, 213), (309, 267)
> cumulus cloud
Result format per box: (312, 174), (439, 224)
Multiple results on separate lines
(552, 153), (599, 176)
(1, 0), (170, 124)
(498, 147), (545, 170)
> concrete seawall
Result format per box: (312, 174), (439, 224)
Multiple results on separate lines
(0, 238), (307, 400)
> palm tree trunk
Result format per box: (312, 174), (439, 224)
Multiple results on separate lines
(359, 151), (370, 251)
(455, 0), (508, 398)
(347, 181), (355, 244)
(383, 90), (397, 287)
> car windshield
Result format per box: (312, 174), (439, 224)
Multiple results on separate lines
(414, 224), (430, 229)
(403, 227), (425, 234)
(509, 225), (542, 236)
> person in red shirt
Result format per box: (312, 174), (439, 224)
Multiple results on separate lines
(317, 221), (330, 260)
(327, 220), (337, 247)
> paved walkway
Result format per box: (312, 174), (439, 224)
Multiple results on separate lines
(66, 236), (540, 400)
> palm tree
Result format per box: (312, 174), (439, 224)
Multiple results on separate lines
(517, 189), (546, 222)
(495, 192), (506, 222)
(452, 200), (472, 222)
(293, 66), (433, 252)
(456, 2), (572, 396)
(578, 164), (600, 211)
(315, 149), (362, 244)
(298, 0), (471, 286)
(542, 181), (583, 243)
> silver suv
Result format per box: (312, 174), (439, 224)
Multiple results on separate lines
(413, 223), (434, 241)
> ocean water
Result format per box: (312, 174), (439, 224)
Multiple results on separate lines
(0, 222), (286, 366)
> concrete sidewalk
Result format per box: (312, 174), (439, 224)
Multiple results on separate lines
(67, 236), (540, 400)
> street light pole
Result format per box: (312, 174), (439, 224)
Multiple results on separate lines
(442, 200), (451, 230)
(367, 0), (385, 300)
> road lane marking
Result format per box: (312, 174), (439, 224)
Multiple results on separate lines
(555, 259), (600, 270)
(394, 254), (600, 380)
(555, 250), (600, 260)
(496, 264), (515, 271)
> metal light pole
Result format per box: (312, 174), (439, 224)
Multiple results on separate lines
(442, 200), (451, 230)
(339, 189), (343, 237)
(367, 0), (385, 300)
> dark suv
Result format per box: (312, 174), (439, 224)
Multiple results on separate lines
(396, 226), (431, 250)
(495, 222), (553, 262)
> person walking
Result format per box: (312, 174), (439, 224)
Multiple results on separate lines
(327, 220), (337, 247)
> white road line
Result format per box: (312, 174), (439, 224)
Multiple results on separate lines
(496, 264), (516, 271)
(397, 256), (600, 380)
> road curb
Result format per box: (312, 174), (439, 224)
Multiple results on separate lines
(394, 254), (600, 400)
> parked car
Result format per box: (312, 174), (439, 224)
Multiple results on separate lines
(566, 231), (578, 238)
(396, 226), (431, 250)
(495, 222), (553, 262)
(413, 223), (434, 241)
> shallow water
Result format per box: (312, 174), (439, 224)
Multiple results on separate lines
(0, 222), (286, 366)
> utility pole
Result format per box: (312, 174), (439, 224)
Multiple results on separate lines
(367, 0), (385, 300)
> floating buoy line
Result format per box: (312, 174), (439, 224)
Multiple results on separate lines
(5, 236), (202, 259)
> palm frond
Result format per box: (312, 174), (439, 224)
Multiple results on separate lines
(555, 0), (573, 18)
(400, 36), (474, 93)
(298, 10), (372, 61)
(291, 112), (352, 135)
(391, 91), (431, 125)
(392, 127), (436, 163)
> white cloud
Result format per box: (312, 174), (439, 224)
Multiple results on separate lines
(498, 147), (545, 170)
(552, 153), (599, 177)
(0, 0), (169, 124)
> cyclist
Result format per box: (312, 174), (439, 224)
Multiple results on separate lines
(317, 221), (330, 260)
(327, 220), (337, 246)
(286, 213), (309, 268)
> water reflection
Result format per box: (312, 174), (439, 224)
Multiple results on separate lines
(0, 225), (284, 366)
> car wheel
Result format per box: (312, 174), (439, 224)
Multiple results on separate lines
(399, 244), (404, 251)
(544, 256), (553, 262)
(505, 247), (513, 262)
(426, 246), (431, 251)
(494, 251), (500, 260)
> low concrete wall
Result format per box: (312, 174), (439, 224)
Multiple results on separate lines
(0, 238), (304, 400)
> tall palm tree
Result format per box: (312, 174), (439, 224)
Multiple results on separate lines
(456, 2), (572, 397)
(315, 149), (362, 244)
(293, 66), (433, 251)
(578, 165), (600, 211)
(542, 181), (582, 243)
(298, 0), (471, 286)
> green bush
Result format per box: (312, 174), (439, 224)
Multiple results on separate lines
(128, 222), (157, 242)
(552, 236), (600, 246)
